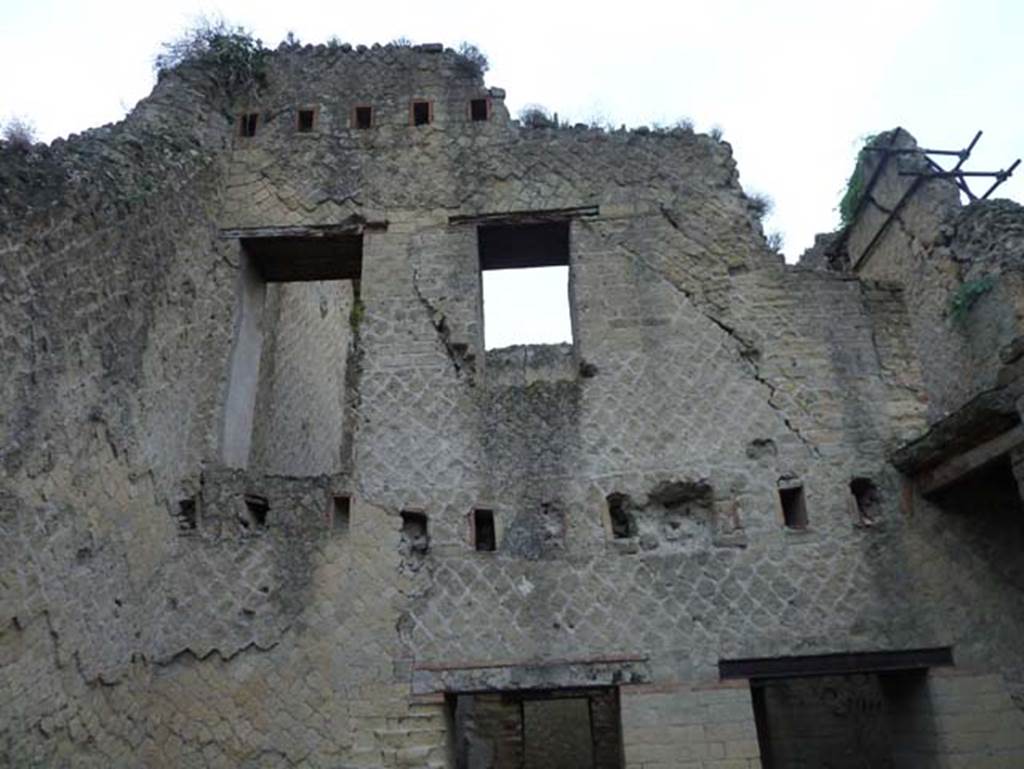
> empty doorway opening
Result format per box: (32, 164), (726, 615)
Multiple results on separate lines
(751, 670), (940, 769)
(451, 687), (622, 769)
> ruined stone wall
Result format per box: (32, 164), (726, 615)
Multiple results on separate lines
(2, 45), (1023, 768)
(839, 128), (1024, 422)
(0, 59), (247, 759)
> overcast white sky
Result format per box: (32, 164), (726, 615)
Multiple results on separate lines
(2, 1), (1021, 344)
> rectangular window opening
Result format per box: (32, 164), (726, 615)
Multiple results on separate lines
(333, 495), (351, 533)
(401, 510), (429, 554)
(479, 221), (572, 349)
(470, 98), (489, 122)
(779, 485), (807, 529)
(412, 100), (431, 126)
(473, 508), (496, 551)
(354, 105), (372, 129)
(297, 108), (316, 132)
(239, 112), (259, 137)
(243, 494), (269, 528)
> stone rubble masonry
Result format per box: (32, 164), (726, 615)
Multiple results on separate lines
(1, 44), (1023, 767)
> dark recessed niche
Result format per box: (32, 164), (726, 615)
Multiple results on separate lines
(401, 510), (429, 554)
(470, 98), (488, 122)
(333, 495), (351, 534)
(239, 112), (259, 137)
(243, 494), (269, 529)
(850, 477), (880, 521)
(412, 100), (431, 126)
(779, 485), (808, 529)
(606, 493), (633, 539)
(355, 106), (372, 129)
(297, 108), (316, 132)
(177, 498), (197, 531)
(473, 509), (496, 551)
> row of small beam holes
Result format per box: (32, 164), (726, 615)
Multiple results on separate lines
(185, 481), (874, 544)
(238, 98), (490, 137)
(203, 496), (498, 553)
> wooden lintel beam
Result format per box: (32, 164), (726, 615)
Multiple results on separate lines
(220, 222), (387, 239)
(917, 424), (1024, 496)
(720, 647), (954, 680)
(448, 205), (599, 226)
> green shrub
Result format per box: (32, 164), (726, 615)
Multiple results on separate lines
(455, 42), (489, 77)
(518, 104), (554, 129)
(1, 116), (36, 150)
(747, 191), (774, 220)
(838, 133), (881, 228)
(155, 17), (269, 96)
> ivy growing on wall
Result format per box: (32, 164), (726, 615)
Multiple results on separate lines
(950, 275), (996, 325)
(838, 133), (881, 228)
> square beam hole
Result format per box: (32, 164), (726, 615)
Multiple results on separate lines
(401, 510), (429, 554)
(606, 493), (633, 539)
(479, 221), (572, 349)
(177, 498), (197, 532)
(412, 100), (431, 126)
(354, 106), (372, 129)
(850, 477), (880, 522)
(473, 509), (496, 551)
(243, 494), (269, 529)
(297, 108), (316, 132)
(470, 98), (488, 122)
(239, 112), (259, 137)
(779, 485), (808, 529)
(333, 495), (350, 534)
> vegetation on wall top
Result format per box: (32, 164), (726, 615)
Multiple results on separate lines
(838, 133), (881, 229)
(154, 17), (269, 96)
(455, 42), (489, 78)
(0, 116), (37, 151)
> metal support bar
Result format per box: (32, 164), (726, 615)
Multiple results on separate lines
(866, 147), (963, 157)
(981, 158), (1021, 199)
(925, 157), (976, 201)
(899, 170), (1014, 178)
(852, 175), (924, 269)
